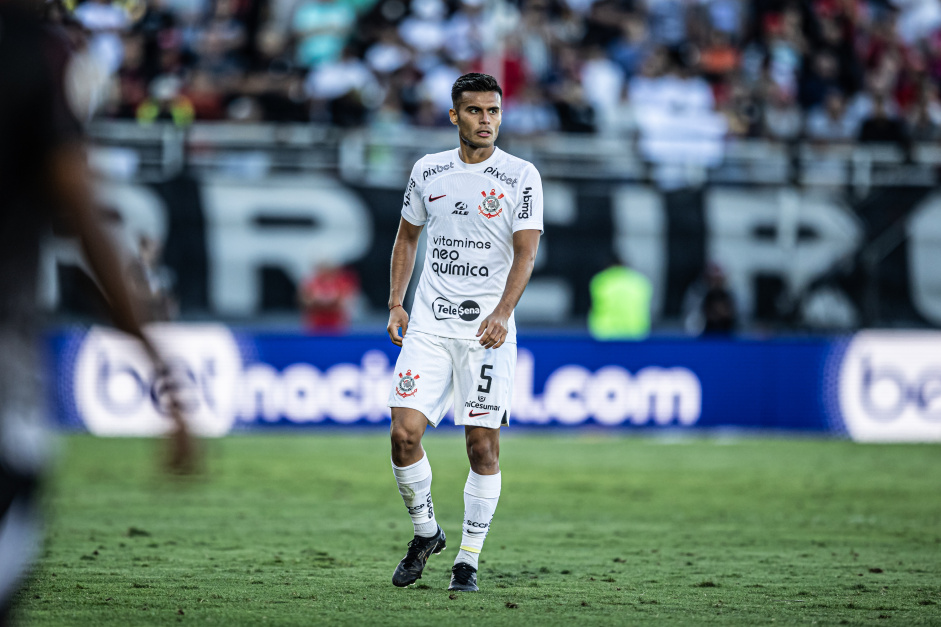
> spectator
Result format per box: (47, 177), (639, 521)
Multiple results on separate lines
(517, 0), (556, 82)
(580, 45), (626, 133)
(136, 75), (195, 126)
(292, 0), (356, 69)
(907, 82), (941, 140)
(858, 93), (909, 147)
(501, 83), (560, 136)
(397, 0), (448, 57)
(722, 79), (762, 137)
(193, 0), (247, 86)
(763, 84), (803, 141)
(243, 27), (310, 120)
(443, 0), (488, 64)
(609, 15), (651, 79)
(588, 256), (653, 340)
(646, 0), (687, 48)
(552, 77), (597, 133)
(74, 0), (130, 74)
(800, 50), (842, 109)
(365, 29), (412, 76)
(181, 69), (226, 120)
(630, 48), (726, 187)
(805, 89), (856, 143)
(700, 30), (741, 81)
(105, 33), (149, 119)
(683, 263), (737, 335)
(298, 263), (361, 332)
(305, 45), (381, 126)
(700, 265), (736, 335)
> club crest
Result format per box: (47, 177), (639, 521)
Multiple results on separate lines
(478, 189), (504, 219)
(396, 369), (420, 397)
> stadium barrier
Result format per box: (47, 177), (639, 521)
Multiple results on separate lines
(47, 325), (941, 442)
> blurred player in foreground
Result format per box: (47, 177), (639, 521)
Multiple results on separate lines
(386, 73), (543, 592)
(0, 1), (195, 622)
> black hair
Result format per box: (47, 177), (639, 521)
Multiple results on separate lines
(450, 73), (503, 107)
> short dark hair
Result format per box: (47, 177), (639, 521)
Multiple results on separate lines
(451, 73), (503, 107)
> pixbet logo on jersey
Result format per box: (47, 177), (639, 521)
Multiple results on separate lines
(423, 162), (454, 180)
(838, 331), (941, 442)
(432, 296), (481, 321)
(483, 167), (518, 187)
(479, 189), (504, 219)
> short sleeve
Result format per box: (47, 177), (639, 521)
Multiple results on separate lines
(401, 159), (427, 226)
(512, 164), (544, 234)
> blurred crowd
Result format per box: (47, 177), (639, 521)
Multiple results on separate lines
(64, 0), (941, 143)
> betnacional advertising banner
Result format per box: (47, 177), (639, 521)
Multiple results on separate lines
(47, 326), (941, 443)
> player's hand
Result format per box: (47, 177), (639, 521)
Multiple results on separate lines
(477, 311), (509, 349)
(165, 419), (198, 476)
(152, 360), (200, 475)
(388, 307), (409, 347)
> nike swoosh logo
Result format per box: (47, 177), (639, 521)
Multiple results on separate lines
(468, 411), (489, 418)
(429, 194), (446, 202)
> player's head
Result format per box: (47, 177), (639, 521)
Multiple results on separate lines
(449, 73), (502, 150)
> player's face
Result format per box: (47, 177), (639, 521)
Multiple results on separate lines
(449, 91), (502, 149)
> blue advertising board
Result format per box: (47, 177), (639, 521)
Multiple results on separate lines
(46, 325), (941, 442)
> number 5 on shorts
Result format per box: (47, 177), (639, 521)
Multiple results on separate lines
(477, 364), (493, 394)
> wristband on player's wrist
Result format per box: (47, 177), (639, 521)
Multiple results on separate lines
(389, 304), (402, 311)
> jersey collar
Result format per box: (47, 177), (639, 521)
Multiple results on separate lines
(453, 146), (502, 172)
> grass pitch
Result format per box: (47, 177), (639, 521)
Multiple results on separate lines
(13, 432), (941, 626)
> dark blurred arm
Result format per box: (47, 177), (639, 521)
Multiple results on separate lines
(48, 142), (148, 342)
(47, 141), (197, 473)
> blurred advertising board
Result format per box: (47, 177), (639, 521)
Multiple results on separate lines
(47, 326), (941, 442)
(44, 174), (941, 329)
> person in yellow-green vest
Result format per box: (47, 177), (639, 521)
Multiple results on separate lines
(588, 256), (653, 340)
(136, 76), (194, 127)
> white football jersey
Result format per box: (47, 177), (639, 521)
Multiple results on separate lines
(402, 146), (544, 343)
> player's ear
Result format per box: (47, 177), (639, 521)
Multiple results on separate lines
(449, 108), (458, 125)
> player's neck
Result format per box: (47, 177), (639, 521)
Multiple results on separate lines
(457, 138), (496, 165)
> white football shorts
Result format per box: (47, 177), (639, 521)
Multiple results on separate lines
(388, 330), (516, 428)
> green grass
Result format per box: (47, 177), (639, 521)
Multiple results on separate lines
(13, 433), (941, 626)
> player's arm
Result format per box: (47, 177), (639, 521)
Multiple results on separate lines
(48, 141), (197, 473)
(477, 229), (540, 349)
(387, 217), (424, 347)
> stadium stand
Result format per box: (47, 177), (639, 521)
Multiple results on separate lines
(68, 0), (941, 141)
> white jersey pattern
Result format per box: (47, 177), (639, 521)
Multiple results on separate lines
(401, 146), (544, 343)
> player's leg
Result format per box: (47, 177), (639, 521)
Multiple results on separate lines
(0, 463), (41, 625)
(0, 334), (47, 623)
(449, 340), (515, 592)
(390, 407), (437, 537)
(449, 426), (500, 592)
(387, 332), (453, 587)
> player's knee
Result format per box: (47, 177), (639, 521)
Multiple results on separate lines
(466, 438), (499, 470)
(390, 424), (421, 454)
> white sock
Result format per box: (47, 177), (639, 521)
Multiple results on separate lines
(455, 470), (501, 570)
(391, 454), (438, 538)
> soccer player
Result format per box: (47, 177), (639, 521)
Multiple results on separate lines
(0, 3), (194, 621)
(385, 73), (543, 592)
